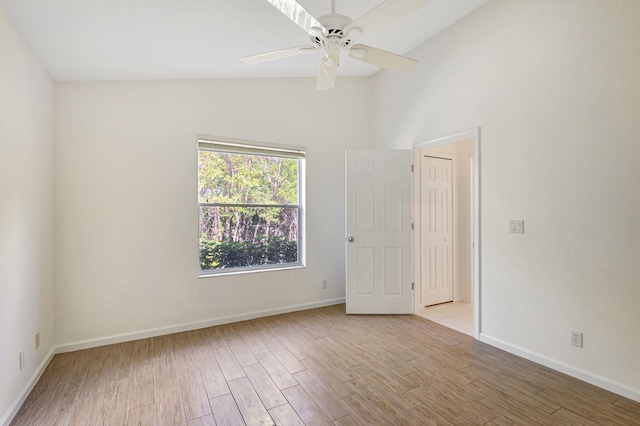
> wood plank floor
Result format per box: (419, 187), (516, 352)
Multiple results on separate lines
(11, 304), (640, 425)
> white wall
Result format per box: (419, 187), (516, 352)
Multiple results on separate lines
(54, 78), (372, 346)
(373, 0), (640, 399)
(0, 5), (55, 424)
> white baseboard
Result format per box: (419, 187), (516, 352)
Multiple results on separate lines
(479, 333), (640, 403)
(1, 347), (55, 426)
(56, 297), (346, 354)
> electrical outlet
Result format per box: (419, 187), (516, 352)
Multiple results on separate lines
(35, 332), (40, 350)
(19, 351), (25, 371)
(571, 330), (583, 348)
(322, 280), (328, 289)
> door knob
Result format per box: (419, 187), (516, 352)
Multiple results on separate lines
(348, 236), (354, 242)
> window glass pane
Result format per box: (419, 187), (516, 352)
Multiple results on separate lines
(198, 151), (298, 205)
(199, 206), (299, 270)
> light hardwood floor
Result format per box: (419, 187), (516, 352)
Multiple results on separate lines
(11, 304), (640, 425)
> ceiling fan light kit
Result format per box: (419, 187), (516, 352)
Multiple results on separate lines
(242, 0), (428, 90)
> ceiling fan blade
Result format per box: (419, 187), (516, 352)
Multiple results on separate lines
(265, 0), (326, 35)
(349, 44), (418, 73)
(316, 58), (338, 91)
(344, 0), (428, 37)
(242, 46), (319, 64)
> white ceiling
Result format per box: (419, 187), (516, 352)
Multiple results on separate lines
(0, 0), (488, 81)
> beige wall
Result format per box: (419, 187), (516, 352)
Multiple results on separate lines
(53, 78), (372, 347)
(0, 5), (55, 423)
(372, 0), (640, 399)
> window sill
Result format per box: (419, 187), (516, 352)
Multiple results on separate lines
(198, 263), (305, 278)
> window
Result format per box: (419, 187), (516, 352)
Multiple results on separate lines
(197, 136), (305, 275)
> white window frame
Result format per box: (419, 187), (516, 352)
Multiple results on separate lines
(197, 135), (306, 277)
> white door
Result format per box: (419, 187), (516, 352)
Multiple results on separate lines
(421, 155), (453, 306)
(345, 150), (413, 314)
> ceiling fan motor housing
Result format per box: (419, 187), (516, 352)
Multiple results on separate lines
(312, 14), (356, 48)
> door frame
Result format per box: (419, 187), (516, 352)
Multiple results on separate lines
(413, 128), (481, 338)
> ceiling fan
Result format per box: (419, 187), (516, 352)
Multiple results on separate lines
(242, 0), (428, 90)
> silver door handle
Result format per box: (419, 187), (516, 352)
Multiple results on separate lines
(348, 236), (354, 243)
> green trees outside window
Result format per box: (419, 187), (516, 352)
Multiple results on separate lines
(198, 149), (302, 272)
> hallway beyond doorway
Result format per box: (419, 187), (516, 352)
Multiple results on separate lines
(416, 302), (473, 336)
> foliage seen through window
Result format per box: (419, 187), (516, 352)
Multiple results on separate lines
(198, 150), (301, 272)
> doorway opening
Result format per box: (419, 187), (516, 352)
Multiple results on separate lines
(412, 129), (480, 338)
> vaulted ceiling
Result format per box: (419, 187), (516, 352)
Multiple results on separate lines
(0, 0), (487, 81)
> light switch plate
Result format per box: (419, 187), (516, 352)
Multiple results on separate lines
(509, 220), (525, 234)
